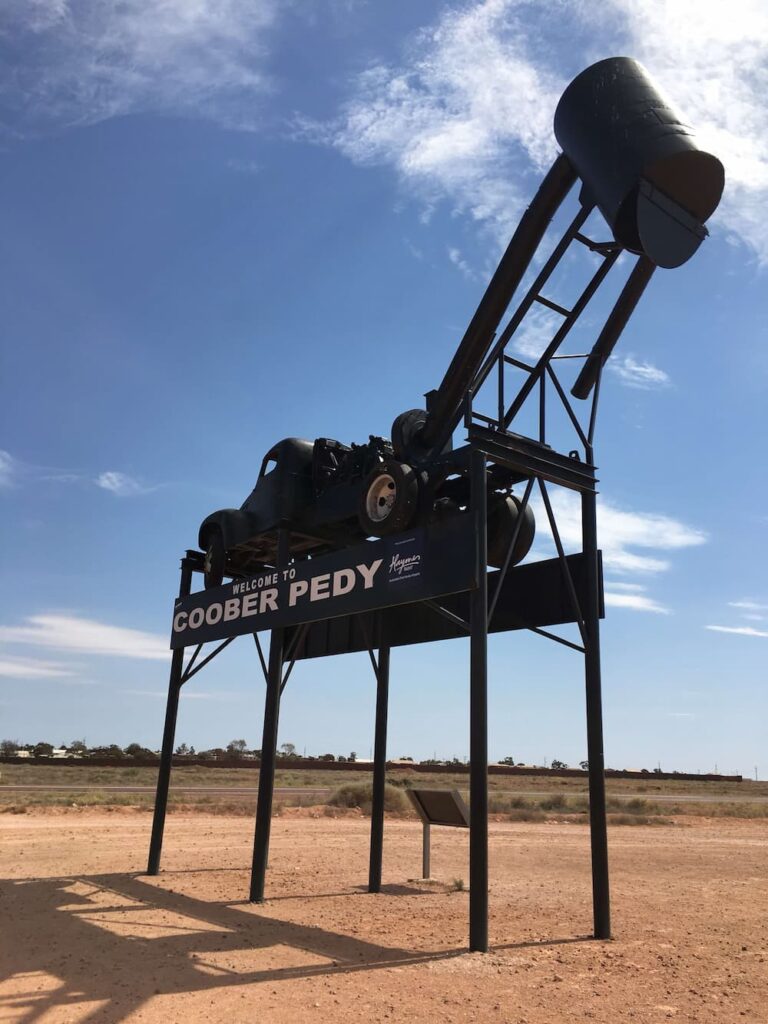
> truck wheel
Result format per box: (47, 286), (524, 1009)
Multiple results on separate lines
(391, 408), (427, 460)
(202, 528), (226, 589)
(487, 495), (535, 568)
(359, 460), (419, 537)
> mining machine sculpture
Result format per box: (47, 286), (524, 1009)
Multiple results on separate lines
(198, 57), (723, 589)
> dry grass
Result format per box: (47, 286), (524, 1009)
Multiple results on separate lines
(2, 764), (767, 821)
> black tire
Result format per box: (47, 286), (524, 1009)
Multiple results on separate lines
(391, 408), (427, 460)
(358, 459), (419, 537)
(487, 495), (535, 568)
(202, 528), (226, 589)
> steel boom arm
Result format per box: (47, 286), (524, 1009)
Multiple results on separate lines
(419, 153), (577, 459)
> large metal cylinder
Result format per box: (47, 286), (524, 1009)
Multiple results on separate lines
(554, 57), (724, 268)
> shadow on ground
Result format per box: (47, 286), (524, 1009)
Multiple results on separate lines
(0, 871), (590, 1023)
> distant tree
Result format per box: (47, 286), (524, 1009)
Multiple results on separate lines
(33, 742), (54, 757)
(498, 756), (516, 766)
(68, 740), (88, 755)
(550, 759), (568, 770)
(89, 744), (125, 759)
(124, 743), (147, 757)
(280, 742), (297, 759)
(0, 739), (20, 756)
(189, 746), (196, 755)
(319, 753), (335, 762)
(175, 743), (191, 756)
(227, 739), (248, 759)
(579, 760), (589, 771)
(348, 751), (357, 762)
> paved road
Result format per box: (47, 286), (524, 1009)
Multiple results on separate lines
(1, 784), (765, 803)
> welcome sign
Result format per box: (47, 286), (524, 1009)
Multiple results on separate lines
(170, 517), (477, 649)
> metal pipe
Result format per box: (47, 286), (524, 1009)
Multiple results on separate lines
(249, 528), (289, 902)
(571, 256), (656, 400)
(469, 448), (489, 953)
(147, 558), (194, 875)
(368, 645), (390, 894)
(420, 154), (577, 456)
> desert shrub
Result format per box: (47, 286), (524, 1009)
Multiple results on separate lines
(711, 803), (768, 819)
(386, 774), (417, 789)
(488, 793), (518, 813)
(539, 793), (568, 811)
(566, 795), (590, 813)
(605, 796), (663, 815)
(508, 807), (546, 822)
(608, 813), (669, 826)
(327, 782), (409, 815)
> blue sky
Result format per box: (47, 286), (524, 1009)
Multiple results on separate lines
(1, 0), (766, 774)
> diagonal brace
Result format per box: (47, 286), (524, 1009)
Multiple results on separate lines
(538, 478), (588, 647)
(423, 599), (471, 634)
(181, 636), (236, 684)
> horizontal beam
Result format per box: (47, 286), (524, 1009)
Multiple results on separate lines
(289, 552), (603, 660)
(467, 425), (598, 493)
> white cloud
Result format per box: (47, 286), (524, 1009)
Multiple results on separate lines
(608, 355), (670, 391)
(0, 453), (152, 496)
(512, 306), (560, 361)
(706, 625), (768, 639)
(533, 490), (707, 575)
(729, 600), (768, 613)
(0, 613), (169, 660)
(447, 246), (476, 279)
(96, 471), (151, 497)
(0, 655), (75, 679)
(0, 0), (278, 136)
(319, 0), (768, 261)
(604, 591), (669, 614)
(604, 580), (669, 613)
(315, 1), (560, 236)
(726, 599), (768, 623)
(0, 450), (15, 488)
(0, 450), (80, 490)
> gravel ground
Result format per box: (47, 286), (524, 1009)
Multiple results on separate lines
(1, 811), (766, 1023)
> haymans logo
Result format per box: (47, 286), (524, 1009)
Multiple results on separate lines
(387, 532), (423, 581)
(389, 552), (421, 576)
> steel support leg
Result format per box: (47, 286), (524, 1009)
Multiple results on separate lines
(582, 486), (611, 939)
(469, 449), (489, 952)
(368, 644), (390, 894)
(249, 530), (289, 902)
(147, 559), (194, 875)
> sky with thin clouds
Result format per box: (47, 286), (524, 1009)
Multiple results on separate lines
(0, 0), (766, 773)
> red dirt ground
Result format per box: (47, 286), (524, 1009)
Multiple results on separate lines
(1, 812), (766, 1023)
